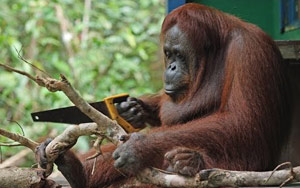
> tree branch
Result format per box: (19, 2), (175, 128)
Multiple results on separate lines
(0, 128), (38, 151)
(0, 63), (38, 84)
(0, 63), (126, 175)
(0, 167), (61, 188)
(137, 166), (300, 187)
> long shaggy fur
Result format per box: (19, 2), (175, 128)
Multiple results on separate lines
(56, 4), (289, 188)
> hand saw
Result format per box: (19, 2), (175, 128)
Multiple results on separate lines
(31, 93), (140, 133)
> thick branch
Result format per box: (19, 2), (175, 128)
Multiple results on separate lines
(138, 167), (300, 187)
(0, 167), (60, 188)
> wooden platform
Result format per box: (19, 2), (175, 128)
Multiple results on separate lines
(276, 40), (300, 62)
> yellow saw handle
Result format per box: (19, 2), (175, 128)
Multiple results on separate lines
(104, 93), (141, 133)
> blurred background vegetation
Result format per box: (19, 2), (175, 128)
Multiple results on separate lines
(0, 0), (164, 166)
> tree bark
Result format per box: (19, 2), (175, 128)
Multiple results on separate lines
(0, 167), (60, 188)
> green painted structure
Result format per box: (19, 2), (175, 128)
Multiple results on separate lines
(195, 0), (300, 40)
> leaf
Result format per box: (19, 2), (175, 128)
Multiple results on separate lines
(138, 48), (149, 60)
(25, 19), (36, 33)
(123, 29), (136, 48)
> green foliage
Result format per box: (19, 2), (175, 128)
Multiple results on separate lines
(0, 0), (164, 165)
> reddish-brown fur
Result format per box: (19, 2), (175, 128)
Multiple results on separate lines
(56, 4), (289, 187)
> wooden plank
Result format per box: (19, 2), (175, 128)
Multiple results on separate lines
(276, 40), (300, 60)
